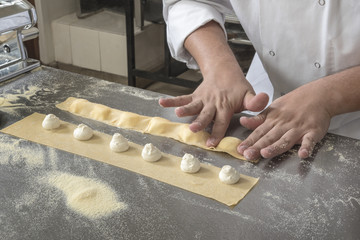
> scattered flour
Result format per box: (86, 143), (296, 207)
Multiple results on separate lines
(118, 86), (159, 101)
(0, 136), (45, 168)
(0, 85), (59, 116)
(337, 153), (347, 163)
(0, 85), (54, 106)
(46, 172), (127, 219)
(326, 145), (334, 152)
(332, 150), (358, 169)
(168, 191), (259, 223)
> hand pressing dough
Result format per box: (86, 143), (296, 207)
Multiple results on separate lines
(73, 124), (93, 140)
(1, 113), (259, 206)
(141, 143), (162, 162)
(180, 153), (201, 173)
(219, 165), (241, 185)
(56, 97), (253, 162)
(42, 114), (61, 130)
(110, 133), (129, 152)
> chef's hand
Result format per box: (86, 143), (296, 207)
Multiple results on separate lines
(159, 62), (269, 147)
(238, 81), (332, 160)
(159, 20), (268, 147)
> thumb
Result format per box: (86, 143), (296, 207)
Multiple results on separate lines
(240, 113), (266, 130)
(243, 92), (269, 112)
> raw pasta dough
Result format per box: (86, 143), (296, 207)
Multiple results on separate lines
(56, 97), (253, 162)
(1, 113), (259, 206)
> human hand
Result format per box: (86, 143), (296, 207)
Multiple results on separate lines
(237, 82), (332, 160)
(159, 62), (269, 147)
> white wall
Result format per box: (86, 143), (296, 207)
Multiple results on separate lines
(35, 0), (76, 64)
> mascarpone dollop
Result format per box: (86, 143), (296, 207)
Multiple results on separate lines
(110, 133), (129, 152)
(180, 153), (201, 173)
(141, 143), (162, 162)
(73, 124), (93, 141)
(219, 165), (240, 184)
(42, 114), (61, 130)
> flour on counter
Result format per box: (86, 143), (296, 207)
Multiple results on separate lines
(47, 172), (127, 219)
(0, 136), (45, 168)
(0, 85), (58, 113)
(118, 86), (159, 101)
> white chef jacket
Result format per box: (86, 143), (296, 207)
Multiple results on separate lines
(163, 0), (360, 140)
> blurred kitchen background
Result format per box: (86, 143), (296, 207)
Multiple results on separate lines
(27, 0), (255, 96)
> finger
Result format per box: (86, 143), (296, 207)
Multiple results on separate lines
(206, 109), (233, 147)
(237, 122), (275, 155)
(260, 129), (300, 159)
(175, 100), (203, 117)
(298, 132), (318, 159)
(243, 92), (269, 112)
(239, 113), (266, 130)
(189, 106), (216, 133)
(243, 126), (289, 160)
(158, 95), (193, 108)
(175, 101), (204, 117)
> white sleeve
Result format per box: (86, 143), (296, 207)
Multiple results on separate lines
(163, 0), (233, 69)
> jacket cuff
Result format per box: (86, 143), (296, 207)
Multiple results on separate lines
(166, 1), (227, 69)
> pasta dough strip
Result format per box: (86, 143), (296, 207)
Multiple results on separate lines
(56, 97), (252, 162)
(1, 113), (259, 206)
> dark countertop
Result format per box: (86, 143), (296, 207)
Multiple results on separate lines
(0, 66), (359, 240)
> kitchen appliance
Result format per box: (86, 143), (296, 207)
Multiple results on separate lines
(0, 0), (39, 83)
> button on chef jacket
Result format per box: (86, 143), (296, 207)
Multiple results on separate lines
(163, 0), (360, 140)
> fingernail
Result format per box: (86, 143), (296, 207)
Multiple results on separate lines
(299, 148), (309, 159)
(207, 137), (217, 147)
(237, 145), (248, 154)
(244, 149), (257, 160)
(261, 147), (273, 159)
(264, 147), (274, 154)
(175, 107), (183, 116)
(189, 122), (202, 132)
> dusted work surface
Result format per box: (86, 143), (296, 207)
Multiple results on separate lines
(1, 113), (258, 206)
(0, 66), (359, 239)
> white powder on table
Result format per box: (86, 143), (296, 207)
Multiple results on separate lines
(47, 172), (127, 219)
(0, 137), (45, 168)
